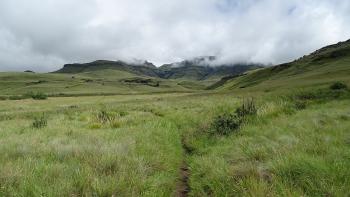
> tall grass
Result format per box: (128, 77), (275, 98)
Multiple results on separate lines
(0, 91), (349, 196)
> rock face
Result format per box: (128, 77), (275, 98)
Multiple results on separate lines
(55, 57), (263, 81)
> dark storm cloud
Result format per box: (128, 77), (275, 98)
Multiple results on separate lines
(0, 0), (349, 71)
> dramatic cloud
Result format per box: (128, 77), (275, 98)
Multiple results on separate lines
(0, 0), (349, 71)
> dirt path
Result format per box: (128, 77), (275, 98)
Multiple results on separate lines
(176, 137), (192, 197)
(176, 162), (190, 197)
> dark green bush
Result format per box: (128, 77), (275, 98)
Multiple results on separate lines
(212, 98), (257, 135)
(32, 116), (47, 129)
(118, 111), (128, 117)
(26, 92), (48, 100)
(212, 113), (241, 135)
(330, 82), (347, 90)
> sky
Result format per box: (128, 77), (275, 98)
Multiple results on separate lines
(0, 0), (349, 72)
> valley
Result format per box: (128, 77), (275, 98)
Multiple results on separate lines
(0, 40), (349, 196)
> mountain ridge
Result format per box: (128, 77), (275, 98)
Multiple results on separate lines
(55, 57), (263, 81)
(211, 39), (350, 90)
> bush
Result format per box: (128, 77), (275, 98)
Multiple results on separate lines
(330, 82), (347, 90)
(212, 113), (241, 135)
(211, 98), (257, 135)
(32, 115), (47, 129)
(27, 92), (48, 100)
(118, 111), (128, 117)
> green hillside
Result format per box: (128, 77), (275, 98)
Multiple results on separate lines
(55, 60), (160, 77)
(0, 57), (263, 97)
(0, 70), (193, 97)
(214, 39), (350, 92)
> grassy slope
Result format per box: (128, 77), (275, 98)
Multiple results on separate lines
(216, 40), (350, 92)
(0, 70), (197, 96)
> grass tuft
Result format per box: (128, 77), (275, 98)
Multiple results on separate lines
(32, 115), (48, 129)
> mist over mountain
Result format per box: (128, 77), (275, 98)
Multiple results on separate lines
(55, 56), (263, 80)
(1, 0), (349, 71)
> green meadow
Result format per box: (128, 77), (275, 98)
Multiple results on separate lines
(0, 84), (349, 196)
(0, 40), (350, 196)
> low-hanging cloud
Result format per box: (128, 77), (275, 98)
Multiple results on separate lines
(0, 0), (349, 72)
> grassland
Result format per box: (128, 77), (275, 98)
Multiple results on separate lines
(0, 83), (349, 196)
(0, 71), (201, 97)
(0, 40), (350, 196)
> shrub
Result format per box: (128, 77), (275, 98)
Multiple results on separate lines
(212, 113), (241, 135)
(27, 92), (48, 100)
(32, 115), (47, 129)
(118, 111), (128, 117)
(211, 98), (257, 135)
(330, 82), (347, 90)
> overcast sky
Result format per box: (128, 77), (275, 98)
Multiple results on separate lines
(0, 0), (349, 72)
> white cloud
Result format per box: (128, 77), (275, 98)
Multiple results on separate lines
(0, 0), (349, 71)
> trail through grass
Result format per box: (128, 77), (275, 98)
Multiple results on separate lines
(0, 89), (349, 196)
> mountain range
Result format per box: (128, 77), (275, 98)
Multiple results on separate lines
(0, 39), (349, 97)
(55, 56), (263, 81)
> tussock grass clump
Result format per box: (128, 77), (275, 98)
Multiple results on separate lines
(330, 81), (347, 90)
(235, 98), (257, 117)
(32, 115), (48, 129)
(294, 100), (307, 110)
(89, 109), (123, 129)
(96, 110), (115, 124)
